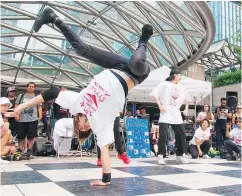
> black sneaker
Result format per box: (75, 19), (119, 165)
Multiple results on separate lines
(139, 24), (153, 44)
(34, 7), (58, 32)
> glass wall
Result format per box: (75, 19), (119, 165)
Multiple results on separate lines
(208, 1), (241, 47)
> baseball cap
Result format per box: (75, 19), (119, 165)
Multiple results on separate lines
(169, 69), (181, 76)
(0, 97), (12, 108)
(7, 86), (15, 92)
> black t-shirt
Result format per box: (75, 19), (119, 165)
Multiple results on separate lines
(215, 106), (232, 129)
(53, 103), (69, 120)
(9, 98), (16, 109)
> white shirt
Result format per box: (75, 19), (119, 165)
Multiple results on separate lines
(150, 81), (191, 124)
(53, 118), (74, 138)
(55, 70), (125, 148)
(53, 118), (74, 152)
(190, 127), (211, 145)
(229, 127), (242, 146)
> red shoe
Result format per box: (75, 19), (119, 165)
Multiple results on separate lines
(118, 153), (130, 164)
(97, 158), (102, 167)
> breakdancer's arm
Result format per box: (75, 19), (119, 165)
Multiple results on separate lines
(14, 86), (60, 117)
(90, 144), (111, 186)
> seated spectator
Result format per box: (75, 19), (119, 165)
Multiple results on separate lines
(53, 116), (93, 153)
(167, 125), (176, 155)
(232, 104), (242, 128)
(224, 117), (241, 161)
(196, 104), (215, 125)
(150, 124), (159, 156)
(189, 119), (211, 159)
(0, 97), (16, 163)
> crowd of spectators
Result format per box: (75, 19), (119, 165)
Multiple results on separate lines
(1, 83), (241, 163)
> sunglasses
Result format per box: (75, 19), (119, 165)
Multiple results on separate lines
(237, 108), (241, 109)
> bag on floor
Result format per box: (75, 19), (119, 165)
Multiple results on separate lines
(219, 146), (229, 159)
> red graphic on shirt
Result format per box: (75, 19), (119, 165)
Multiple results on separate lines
(80, 80), (110, 116)
(169, 87), (180, 106)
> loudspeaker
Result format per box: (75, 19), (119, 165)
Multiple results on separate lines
(227, 92), (237, 110)
(32, 137), (54, 156)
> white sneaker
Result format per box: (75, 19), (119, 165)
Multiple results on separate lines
(0, 158), (10, 164)
(203, 154), (211, 159)
(158, 155), (165, 165)
(176, 156), (190, 164)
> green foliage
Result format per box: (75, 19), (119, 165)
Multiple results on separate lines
(214, 69), (241, 87)
(233, 45), (241, 65)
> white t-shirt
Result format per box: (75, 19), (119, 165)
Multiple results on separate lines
(55, 70), (125, 149)
(190, 127), (211, 145)
(150, 81), (191, 124)
(229, 127), (242, 146)
(53, 118), (74, 152)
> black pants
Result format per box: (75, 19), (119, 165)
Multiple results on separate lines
(97, 117), (124, 158)
(189, 140), (211, 159)
(216, 128), (226, 150)
(224, 140), (241, 157)
(55, 19), (149, 79)
(158, 123), (186, 156)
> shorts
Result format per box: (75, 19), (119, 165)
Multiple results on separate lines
(17, 121), (38, 139)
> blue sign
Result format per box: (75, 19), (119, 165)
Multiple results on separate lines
(126, 118), (151, 158)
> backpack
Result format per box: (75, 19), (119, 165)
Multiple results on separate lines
(219, 145), (229, 159)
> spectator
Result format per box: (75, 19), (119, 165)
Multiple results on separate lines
(150, 124), (159, 156)
(214, 98), (232, 150)
(224, 117), (241, 161)
(196, 104), (215, 125)
(0, 97), (15, 163)
(189, 119), (211, 159)
(140, 106), (147, 117)
(135, 109), (142, 119)
(232, 104), (242, 128)
(15, 82), (42, 159)
(167, 125), (176, 155)
(6, 86), (17, 136)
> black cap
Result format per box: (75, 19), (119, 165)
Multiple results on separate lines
(170, 69), (181, 76)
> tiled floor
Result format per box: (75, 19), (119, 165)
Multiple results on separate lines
(1, 155), (241, 196)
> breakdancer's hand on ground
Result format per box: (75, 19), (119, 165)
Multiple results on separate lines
(90, 180), (110, 186)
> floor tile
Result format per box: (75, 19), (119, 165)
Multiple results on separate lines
(144, 173), (241, 189)
(167, 163), (239, 173)
(139, 159), (201, 166)
(17, 182), (75, 196)
(56, 177), (189, 196)
(136, 190), (221, 196)
(2, 164), (33, 172)
(114, 165), (196, 176)
(212, 162), (242, 168)
(1, 171), (51, 185)
(26, 162), (97, 170)
(37, 168), (137, 182)
(0, 185), (24, 196)
(200, 184), (242, 196)
(207, 170), (241, 179)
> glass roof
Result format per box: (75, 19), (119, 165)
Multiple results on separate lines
(1, 1), (215, 89)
